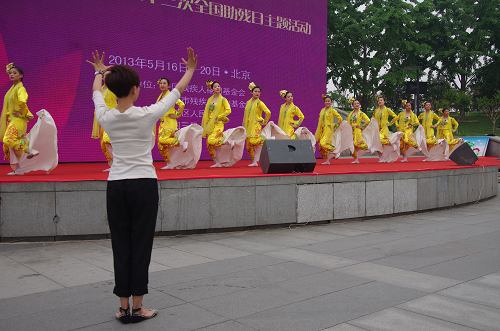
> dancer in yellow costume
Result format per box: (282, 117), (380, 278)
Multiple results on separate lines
(277, 90), (304, 139)
(156, 77), (186, 163)
(243, 82), (271, 167)
(0, 63), (37, 172)
(392, 100), (420, 162)
(373, 96), (397, 145)
(315, 94), (343, 164)
(346, 99), (370, 164)
(418, 101), (440, 147)
(436, 108), (461, 149)
(92, 85), (117, 167)
(202, 80), (231, 160)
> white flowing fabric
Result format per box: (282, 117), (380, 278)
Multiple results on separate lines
(261, 121), (289, 140)
(420, 138), (449, 161)
(404, 125), (426, 157)
(213, 126), (246, 167)
(379, 131), (403, 163)
(294, 127), (316, 151)
(362, 119), (383, 154)
(12, 109), (58, 175)
(161, 124), (203, 169)
(328, 121), (354, 160)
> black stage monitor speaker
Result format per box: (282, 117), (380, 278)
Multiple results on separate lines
(260, 140), (316, 174)
(449, 143), (478, 165)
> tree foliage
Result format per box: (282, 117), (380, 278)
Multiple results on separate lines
(327, 0), (499, 127)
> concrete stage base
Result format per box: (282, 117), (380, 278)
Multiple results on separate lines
(0, 166), (497, 241)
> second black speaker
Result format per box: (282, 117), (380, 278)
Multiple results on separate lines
(260, 139), (316, 174)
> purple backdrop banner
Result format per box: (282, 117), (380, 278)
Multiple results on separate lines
(0, 0), (327, 162)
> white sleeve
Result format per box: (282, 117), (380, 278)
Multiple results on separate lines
(143, 88), (181, 121)
(93, 90), (108, 122)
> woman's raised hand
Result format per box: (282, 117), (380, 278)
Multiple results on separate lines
(86, 50), (110, 72)
(181, 47), (198, 71)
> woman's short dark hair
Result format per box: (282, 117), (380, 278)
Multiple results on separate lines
(105, 65), (140, 98)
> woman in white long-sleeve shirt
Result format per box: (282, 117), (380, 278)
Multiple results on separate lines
(88, 48), (197, 324)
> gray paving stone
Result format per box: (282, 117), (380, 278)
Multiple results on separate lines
(160, 188), (211, 231)
(473, 272), (500, 289)
(0, 255), (62, 301)
(149, 254), (284, 288)
(265, 248), (357, 270)
(336, 262), (460, 292)
(322, 324), (366, 331)
(212, 237), (282, 253)
(235, 282), (424, 331)
(78, 303), (225, 331)
(439, 282), (500, 308)
(366, 180), (394, 216)
(297, 183), (333, 223)
(333, 182), (365, 219)
(400, 294), (500, 331)
(169, 241), (250, 260)
(415, 248), (500, 281)
(393, 179), (417, 213)
(0, 288), (182, 331)
(193, 270), (372, 320)
(210, 186), (256, 228)
(196, 320), (256, 331)
(256, 184), (296, 225)
(301, 231), (407, 255)
(158, 261), (323, 302)
(350, 307), (475, 331)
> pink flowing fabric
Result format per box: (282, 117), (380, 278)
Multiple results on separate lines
(213, 126), (247, 167)
(162, 124), (203, 170)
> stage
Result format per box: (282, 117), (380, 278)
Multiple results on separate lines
(0, 157), (498, 241)
(1, 157), (499, 183)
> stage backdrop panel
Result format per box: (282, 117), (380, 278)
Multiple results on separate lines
(0, 0), (327, 162)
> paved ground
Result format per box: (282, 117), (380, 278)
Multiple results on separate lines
(1, 186), (500, 331)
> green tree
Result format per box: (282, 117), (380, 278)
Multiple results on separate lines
(477, 91), (500, 135)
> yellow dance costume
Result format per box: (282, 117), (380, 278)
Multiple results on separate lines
(315, 107), (343, 159)
(92, 87), (117, 163)
(157, 90), (185, 162)
(418, 110), (440, 146)
(0, 82), (33, 160)
(277, 103), (304, 139)
(347, 110), (370, 155)
(243, 98), (270, 160)
(436, 116), (460, 148)
(373, 106), (397, 145)
(392, 111), (420, 153)
(202, 95), (231, 159)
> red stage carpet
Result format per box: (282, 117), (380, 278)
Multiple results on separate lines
(0, 157), (499, 183)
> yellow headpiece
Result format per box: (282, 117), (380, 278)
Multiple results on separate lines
(348, 97), (355, 105)
(279, 90), (288, 99)
(5, 62), (15, 74)
(401, 99), (407, 107)
(206, 80), (214, 89)
(322, 94), (330, 101)
(248, 82), (257, 91)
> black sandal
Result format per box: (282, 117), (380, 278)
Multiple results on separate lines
(115, 306), (130, 324)
(130, 306), (158, 323)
